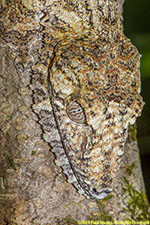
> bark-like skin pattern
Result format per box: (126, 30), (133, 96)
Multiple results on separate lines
(0, 0), (144, 199)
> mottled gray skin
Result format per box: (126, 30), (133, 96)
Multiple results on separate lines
(0, 0), (144, 199)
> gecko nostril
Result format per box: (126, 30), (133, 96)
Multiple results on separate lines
(92, 186), (112, 195)
(92, 187), (97, 193)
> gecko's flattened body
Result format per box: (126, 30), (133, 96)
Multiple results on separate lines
(48, 38), (144, 199)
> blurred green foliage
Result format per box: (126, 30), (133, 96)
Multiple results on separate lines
(124, 0), (150, 35)
(124, 0), (150, 79)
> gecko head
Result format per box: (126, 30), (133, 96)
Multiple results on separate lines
(49, 39), (144, 200)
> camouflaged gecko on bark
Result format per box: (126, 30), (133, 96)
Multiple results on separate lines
(0, 0), (144, 199)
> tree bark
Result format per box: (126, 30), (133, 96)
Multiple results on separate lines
(0, 0), (149, 224)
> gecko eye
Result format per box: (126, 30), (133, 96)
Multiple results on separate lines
(66, 101), (86, 124)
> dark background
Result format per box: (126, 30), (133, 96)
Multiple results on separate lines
(123, 0), (150, 201)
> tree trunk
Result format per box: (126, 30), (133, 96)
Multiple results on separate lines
(0, 0), (149, 224)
